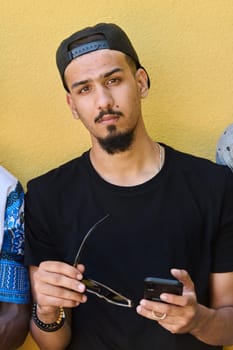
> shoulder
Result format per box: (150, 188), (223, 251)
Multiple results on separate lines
(0, 166), (18, 186)
(0, 166), (24, 204)
(164, 144), (233, 191)
(26, 153), (88, 195)
(216, 123), (233, 170)
(165, 144), (232, 176)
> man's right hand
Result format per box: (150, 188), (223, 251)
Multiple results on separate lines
(30, 261), (87, 313)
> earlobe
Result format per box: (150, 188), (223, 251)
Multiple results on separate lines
(136, 69), (149, 98)
(140, 85), (148, 98)
(72, 109), (79, 119)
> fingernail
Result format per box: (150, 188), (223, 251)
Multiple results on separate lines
(160, 294), (168, 301)
(81, 295), (87, 303)
(77, 283), (85, 292)
(136, 305), (141, 313)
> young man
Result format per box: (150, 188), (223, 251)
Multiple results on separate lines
(25, 23), (233, 350)
(0, 166), (30, 349)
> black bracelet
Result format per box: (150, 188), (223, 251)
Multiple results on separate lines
(32, 303), (65, 332)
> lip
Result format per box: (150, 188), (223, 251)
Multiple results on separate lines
(97, 115), (120, 124)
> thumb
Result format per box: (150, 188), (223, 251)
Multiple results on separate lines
(170, 268), (195, 294)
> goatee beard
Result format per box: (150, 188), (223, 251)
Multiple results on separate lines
(97, 125), (135, 155)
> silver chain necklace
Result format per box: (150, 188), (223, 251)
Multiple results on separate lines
(157, 143), (163, 171)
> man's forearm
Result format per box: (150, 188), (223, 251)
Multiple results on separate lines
(191, 304), (233, 346)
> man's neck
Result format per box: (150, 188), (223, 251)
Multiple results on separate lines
(89, 136), (162, 186)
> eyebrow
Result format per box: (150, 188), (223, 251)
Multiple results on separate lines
(71, 68), (123, 90)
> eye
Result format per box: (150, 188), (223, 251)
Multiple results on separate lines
(79, 85), (91, 94)
(107, 77), (121, 86)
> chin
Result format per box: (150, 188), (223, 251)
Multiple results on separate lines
(97, 128), (135, 155)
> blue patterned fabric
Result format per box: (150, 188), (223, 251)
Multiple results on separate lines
(0, 181), (30, 304)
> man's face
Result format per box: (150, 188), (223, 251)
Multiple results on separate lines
(65, 49), (148, 153)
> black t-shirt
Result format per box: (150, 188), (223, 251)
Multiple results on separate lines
(25, 144), (233, 350)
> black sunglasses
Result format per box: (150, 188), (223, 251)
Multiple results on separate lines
(73, 215), (133, 308)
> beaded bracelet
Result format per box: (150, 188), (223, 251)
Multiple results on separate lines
(32, 303), (65, 332)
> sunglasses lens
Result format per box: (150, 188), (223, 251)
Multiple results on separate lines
(82, 278), (101, 293)
(105, 292), (129, 305)
(82, 278), (130, 306)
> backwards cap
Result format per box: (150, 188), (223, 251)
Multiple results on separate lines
(56, 22), (150, 91)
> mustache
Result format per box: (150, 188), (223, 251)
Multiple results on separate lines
(94, 109), (123, 123)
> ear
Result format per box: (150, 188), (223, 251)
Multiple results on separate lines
(135, 68), (149, 98)
(66, 93), (79, 119)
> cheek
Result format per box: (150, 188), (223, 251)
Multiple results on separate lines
(116, 86), (139, 109)
(74, 98), (94, 117)
(127, 89), (142, 111)
(124, 81), (141, 101)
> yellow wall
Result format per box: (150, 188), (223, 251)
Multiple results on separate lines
(1, 1), (232, 349)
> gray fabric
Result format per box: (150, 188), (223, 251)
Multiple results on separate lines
(216, 124), (233, 172)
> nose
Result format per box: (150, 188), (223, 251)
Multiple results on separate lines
(95, 85), (114, 110)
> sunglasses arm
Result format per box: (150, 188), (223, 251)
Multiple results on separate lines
(73, 214), (109, 267)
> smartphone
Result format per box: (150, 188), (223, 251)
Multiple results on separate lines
(144, 277), (183, 302)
